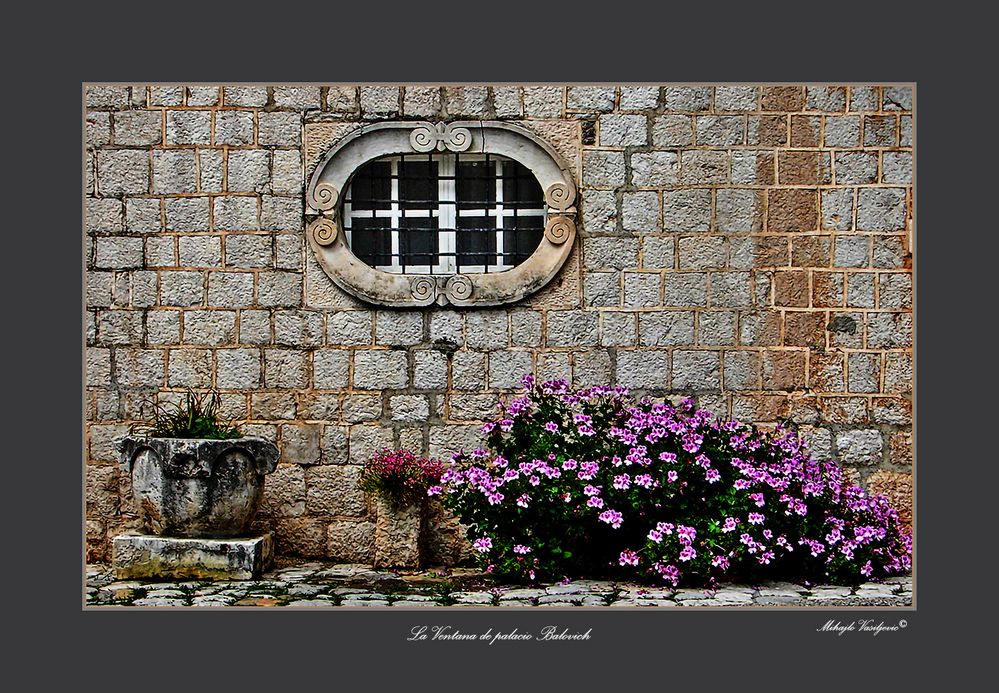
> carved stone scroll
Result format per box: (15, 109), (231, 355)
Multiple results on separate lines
(310, 182), (339, 212)
(409, 122), (472, 153)
(309, 218), (338, 246)
(543, 216), (574, 245)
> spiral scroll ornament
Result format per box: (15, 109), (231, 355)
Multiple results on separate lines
(309, 218), (338, 247)
(441, 123), (472, 152)
(444, 274), (473, 302)
(544, 216), (574, 245)
(409, 122), (473, 153)
(410, 276), (437, 302)
(311, 183), (339, 212)
(544, 178), (577, 213)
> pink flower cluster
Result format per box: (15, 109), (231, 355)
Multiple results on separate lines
(436, 376), (912, 586)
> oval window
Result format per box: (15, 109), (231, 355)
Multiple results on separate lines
(305, 121), (577, 307)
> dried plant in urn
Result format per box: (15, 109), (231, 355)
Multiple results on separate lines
(115, 389), (279, 538)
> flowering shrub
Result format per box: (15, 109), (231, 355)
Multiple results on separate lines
(435, 376), (912, 586)
(359, 449), (445, 509)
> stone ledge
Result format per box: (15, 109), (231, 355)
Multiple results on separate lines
(112, 532), (274, 581)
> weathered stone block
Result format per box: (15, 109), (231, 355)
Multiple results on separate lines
(178, 235), (221, 267)
(582, 149), (626, 188)
(663, 189), (711, 232)
(630, 151), (678, 187)
(452, 350), (485, 390)
(183, 310), (236, 346)
(679, 236), (726, 270)
(257, 271), (302, 307)
(390, 394), (431, 422)
(259, 111), (302, 147)
(227, 149), (270, 192)
(354, 349), (408, 389)
(623, 272), (661, 307)
(523, 86), (563, 118)
(723, 350), (760, 391)
(698, 311), (736, 346)
(695, 115), (744, 145)
(165, 110), (211, 145)
(98, 150), (150, 197)
(306, 465), (366, 515)
(857, 188), (907, 231)
(622, 191), (660, 232)
(599, 114), (647, 146)
(823, 115), (860, 147)
(600, 312), (637, 346)
(264, 348), (308, 388)
(376, 311), (424, 346)
(510, 311), (542, 347)
(863, 115), (897, 147)
(639, 311), (694, 346)
(359, 85), (400, 116)
(546, 310), (598, 347)
(112, 533), (274, 580)
(258, 464), (306, 516)
(214, 197), (259, 232)
(488, 350), (533, 390)
(715, 86), (757, 112)
(216, 348), (261, 389)
(836, 429), (883, 465)
(663, 272), (707, 307)
(680, 150), (728, 185)
(152, 150), (197, 194)
(663, 86), (711, 112)
(167, 348), (213, 387)
(710, 272), (753, 308)
(768, 189), (817, 232)
(617, 350), (669, 389)
(584, 237), (638, 271)
(214, 110), (255, 145)
(619, 86), (660, 110)
(567, 86), (615, 111)
(238, 309), (271, 345)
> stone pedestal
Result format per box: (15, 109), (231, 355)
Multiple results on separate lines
(373, 498), (423, 569)
(112, 532), (274, 580)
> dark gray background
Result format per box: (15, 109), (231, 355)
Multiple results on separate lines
(10, 2), (986, 688)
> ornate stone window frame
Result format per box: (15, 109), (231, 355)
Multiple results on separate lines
(305, 121), (577, 307)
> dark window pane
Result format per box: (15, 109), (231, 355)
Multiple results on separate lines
(351, 217), (393, 267)
(457, 216), (495, 267)
(399, 216), (438, 268)
(502, 215), (544, 265)
(399, 158), (437, 209)
(347, 160), (391, 210)
(456, 159), (493, 209)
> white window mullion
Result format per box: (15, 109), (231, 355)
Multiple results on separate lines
(439, 154), (456, 273)
(493, 158), (506, 272)
(389, 159), (401, 273)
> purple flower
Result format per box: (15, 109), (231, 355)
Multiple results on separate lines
(619, 550), (639, 566)
(679, 546), (697, 562)
(722, 517), (737, 533)
(648, 529), (663, 543)
(427, 485), (443, 496)
(748, 512), (765, 525)
(705, 469), (721, 484)
(634, 474), (654, 488)
(544, 421), (559, 433)
(667, 470), (679, 483)
(586, 496), (604, 509)
(613, 474), (631, 490)
(473, 537), (492, 553)
(516, 493), (531, 508)
(749, 492), (765, 507)
(513, 544), (531, 555)
(599, 509), (624, 529)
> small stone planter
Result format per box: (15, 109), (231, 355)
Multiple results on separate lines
(373, 497), (426, 569)
(116, 436), (280, 538)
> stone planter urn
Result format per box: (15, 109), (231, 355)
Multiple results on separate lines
(116, 436), (280, 538)
(373, 497), (425, 569)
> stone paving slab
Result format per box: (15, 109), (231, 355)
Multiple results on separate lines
(84, 562), (912, 608)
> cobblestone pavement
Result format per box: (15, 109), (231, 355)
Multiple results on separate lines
(85, 561), (912, 608)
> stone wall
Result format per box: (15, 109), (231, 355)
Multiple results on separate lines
(85, 84), (914, 563)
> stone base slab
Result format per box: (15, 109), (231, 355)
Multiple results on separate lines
(112, 532), (274, 580)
